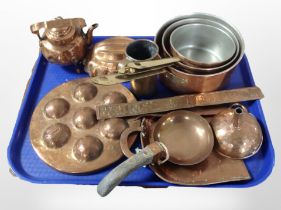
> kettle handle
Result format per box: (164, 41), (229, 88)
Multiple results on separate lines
(30, 18), (86, 39)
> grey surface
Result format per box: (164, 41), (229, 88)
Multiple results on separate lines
(0, 0), (281, 209)
(170, 23), (236, 65)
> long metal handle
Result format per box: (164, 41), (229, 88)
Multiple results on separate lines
(125, 57), (181, 72)
(91, 57), (180, 85)
(91, 68), (166, 85)
(97, 143), (163, 197)
(96, 87), (264, 120)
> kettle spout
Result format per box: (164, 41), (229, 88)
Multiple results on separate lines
(86, 23), (98, 45)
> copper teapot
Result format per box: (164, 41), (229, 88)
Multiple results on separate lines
(30, 17), (98, 65)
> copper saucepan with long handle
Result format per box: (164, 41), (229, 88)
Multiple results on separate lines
(97, 110), (214, 196)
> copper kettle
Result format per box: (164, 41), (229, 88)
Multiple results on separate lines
(211, 103), (263, 159)
(30, 17), (98, 65)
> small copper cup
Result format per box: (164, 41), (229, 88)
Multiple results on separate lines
(125, 39), (159, 98)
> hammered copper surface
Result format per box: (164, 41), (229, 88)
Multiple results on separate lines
(73, 83), (97, 102)
(85, 37), (134, 76)
(211, 104), (263, 159)
(44, 98), (70, 119)
(141, 117), (251, 185)
(100, 118), (129, 139)
(30, 17), (98, 65)
(30, 78), (139, 173)
(72, 107), (97, 129)
(73, 135), (103, 162)
(42, 123), (71, 148)
(103, 91), (127, 105)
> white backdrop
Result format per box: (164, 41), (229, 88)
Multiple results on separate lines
(0, 0), (280, 209)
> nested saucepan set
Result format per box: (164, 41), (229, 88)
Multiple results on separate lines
(156, 13), (245, 94)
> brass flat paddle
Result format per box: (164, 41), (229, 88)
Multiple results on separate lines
(96, 87), (264, 120)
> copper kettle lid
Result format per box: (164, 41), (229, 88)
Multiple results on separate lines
(31, 17), (86, 43)
(45, 17), (77, 43)
(45, 25), (75, 42)
(211, 103), (263, 159)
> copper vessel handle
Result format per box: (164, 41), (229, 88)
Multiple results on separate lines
(120, 125), (142, 158)
(30, 21), (46, 39)
(97, 142), (164, 197)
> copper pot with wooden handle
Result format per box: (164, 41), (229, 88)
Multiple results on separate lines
(97, 110), (214, 196)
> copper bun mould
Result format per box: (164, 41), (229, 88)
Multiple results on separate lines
(29, 15), (265, 196)
(30, 78), (139, 173)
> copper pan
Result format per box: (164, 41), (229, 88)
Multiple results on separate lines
(161, 18), (241, 74)
(97, 111), (215, 196)
(169, 23), (237, 68)
(160, 66), (233, 94)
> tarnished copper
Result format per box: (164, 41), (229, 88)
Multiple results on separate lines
(73, 83), (97, 102)
(123, 117), (251, 185)
(42, 123), (71, 148)
(97, 111), (214, 196)
(99, 118), (129, 139)
(102, 91), (127, 105)
(120, 110), (214, 166)
(44, 98), (70, 119)
(72, 107), (97, 129)
(96, 87), (264, 120)
(84, 37), (134, 76)
(211, 103), (263, 159)
(73, 135), (103, 162)
(30, 17), (98, 65)
(30, 78), (139, 174)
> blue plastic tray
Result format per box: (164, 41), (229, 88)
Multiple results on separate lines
(7, 36), (275, 187)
